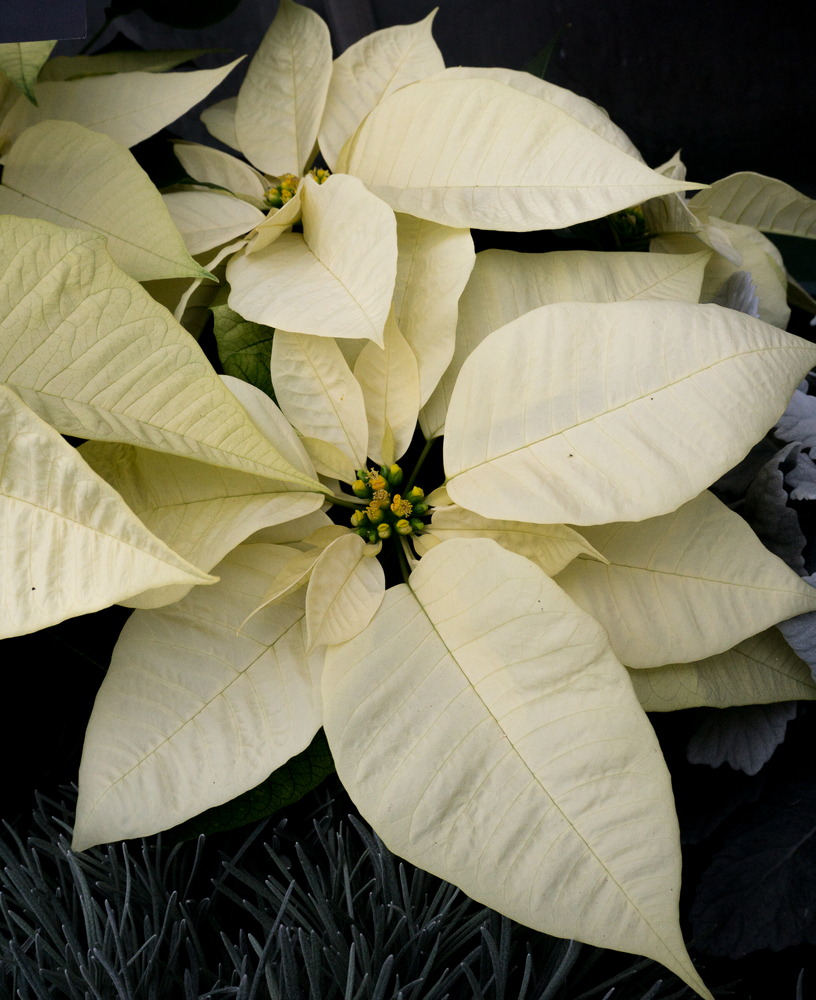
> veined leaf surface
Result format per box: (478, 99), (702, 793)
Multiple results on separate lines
(162, 190), (265, 255)
(444, 301), (816, 525)
(338, 78), (702, 231)
(0, 121), (208, 281)
(0, 384), (215, 638)
(2, 59), (242, 150)
(0, 217), (323, 492)
(201, 96), (239, 149)
(172, 141), (267, 202)
(318, 10), (444, 171)
(72, 544), (324, 851)
(227, 174), (397, 344)
(689, 171), (816, 239)
(0, 40), (56, 104)
(235, 0), (331, 175)
(627, 628), (816, 712)
(555, 490), (816, 667)
(322, 538), (713, 999)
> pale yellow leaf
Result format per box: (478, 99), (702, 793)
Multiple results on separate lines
(271, 330), (368, 475)
(201, 95), (240, 150)
(0, 40), (56, 104)
(444, 300), (816, 525)
(338, 77), (703, 231)
(353, 309), (419, 465)
(242, 509), (332, 546)
(2, 59), (243, 151)
(0, 120), (210, 281)
(628, 628), (816, 712)
(393, 213), (474, 407)
(172, 141), (267, 202)
(305, 532), (385, 651)
(555, 490), (816, 667)
(79, 437), (322, 608)
(420, 246), (711, 440)
(322, 538), (713, 999)
(424, 504), (606, 576)
(72, 543), (323, 850)
(689, 171), (816, 239)
(318, 10), (444, 171)
(235, 0), (331, 175)
(227, 174), (397, 344)
(301, 437), (358, 483)
(162, 190), (265, 255)
(245, 181), (303, 253)
(0, 216), (323, 492)
(0, 384), (215, 639)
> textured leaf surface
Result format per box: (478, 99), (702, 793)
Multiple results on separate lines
(2, 60), (242, 150)
(305, 533), (385, 651)
(245, 184), (303, 253)
(201, 95), (239, 149)
(322, 537), (712, 998)
(235, 0), (331, 175)
(393, 214), (473, 408)
(689, 171), (816, 239)
(210, 289), (276, 398)
(227, 174), (397, 345)
(0, 216), (322, 492)
(444, 301), (816, 525)
(271, 330), (368, 477)
(555, 490), (816, 667)
(0, 40), (56, 104)
(626, 628), (816, 712)
(318, 11), (444, 171)
(422, 504), (606, 576)
(686, 702), (796, 775)
(78, 439), (321, 608)
(353, 309), (419, 464)
(0, 384), (215, 639)
(422, 247), (710, 438)
(73, 543), (324, 850)
(172, 141), (266, 202)
(0, 121), (208, 281)
(338, 78), (701, 231)
(162, 190), (265, 255)
(167, 728), (335, 841)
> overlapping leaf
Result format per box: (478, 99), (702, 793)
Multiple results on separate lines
(172, 141), (267, 203)
(0, 40), (56, 104)
(338, 77), (702, 231)
(444, 301), (816, 525)
(39, 49), (218, 82)
(0, 121), (209, 281)
(0, 384), (215, 639)
(162, 191), (265, 255)
(72, 543), (324, 850)
(689, 171), (816, 239)
(322, 538), (712, 999)
(0, 216), (323, 492)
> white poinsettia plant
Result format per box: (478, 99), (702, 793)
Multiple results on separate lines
(3, 7), (816, 997)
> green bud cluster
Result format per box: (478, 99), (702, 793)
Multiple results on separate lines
(349, 465), (430, 543)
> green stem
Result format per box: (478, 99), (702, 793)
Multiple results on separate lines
(405, 436), (436, 493)
(395, 536), (411, 584)
(78, 12), (119, 54)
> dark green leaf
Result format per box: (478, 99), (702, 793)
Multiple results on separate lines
(166, 729), (336, 842)
(523, 23), (571, 81)
(210, 285), (276, 400)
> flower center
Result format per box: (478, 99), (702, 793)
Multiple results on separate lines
(349, 464), (430, 543)
(263, 168), (331, 208)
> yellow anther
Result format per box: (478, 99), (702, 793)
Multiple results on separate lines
(308, 168), (331, 184)
(372, 488), (389, 503)
(366, 502), (385, 523)
(390, 494), (413, 517)
(369, 474), (387, 491)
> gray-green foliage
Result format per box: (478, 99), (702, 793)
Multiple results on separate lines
(0, 783), (708, 1000)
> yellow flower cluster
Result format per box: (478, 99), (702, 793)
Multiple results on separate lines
(263, 168), (331, 209)
(349, 465), (429, 542)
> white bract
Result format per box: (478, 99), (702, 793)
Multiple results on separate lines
(5, 14), (816, 1000)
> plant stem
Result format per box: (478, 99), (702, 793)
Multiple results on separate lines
(395, 536), (411, 584)
(405, 436), (437, 493)
(324, 493), (364, 510)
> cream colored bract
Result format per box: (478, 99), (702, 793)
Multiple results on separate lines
(5, 14), (816, 1000)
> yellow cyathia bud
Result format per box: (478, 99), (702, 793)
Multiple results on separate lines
(395, 519), (413, 535)
(390, 494), (413, 517)
(352, 479), (370, 498)
(388, 464), (403, 487)
(350, 510), (366, 527)
(405, 486), (424, 502)
(308, 168), (331, 184)
(369, 474), (387, 491)
(377, 522), (392, 539)
(366, 502), (385, 523)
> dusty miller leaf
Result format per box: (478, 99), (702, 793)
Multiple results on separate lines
(686, 703), (797, 775)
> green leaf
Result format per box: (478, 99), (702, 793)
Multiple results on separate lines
(522, 23), (571, 80)
(0, 40), (56, 104)
(166, 729), (335, 842)
(210, 286), (276, 399)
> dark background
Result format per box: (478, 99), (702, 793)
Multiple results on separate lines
(0, 0), (86, 42)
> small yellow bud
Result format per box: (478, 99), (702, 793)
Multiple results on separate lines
(350, 510), (366, 527)
(352, 479), (370, 498)
(390, 494), (413, 517)
(395, 519), (412, 535)
(377, 522), (392, 539)
(405, 486), (424, 502)
(366, 504), (385, 524)
(369, 474), (387, 491)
